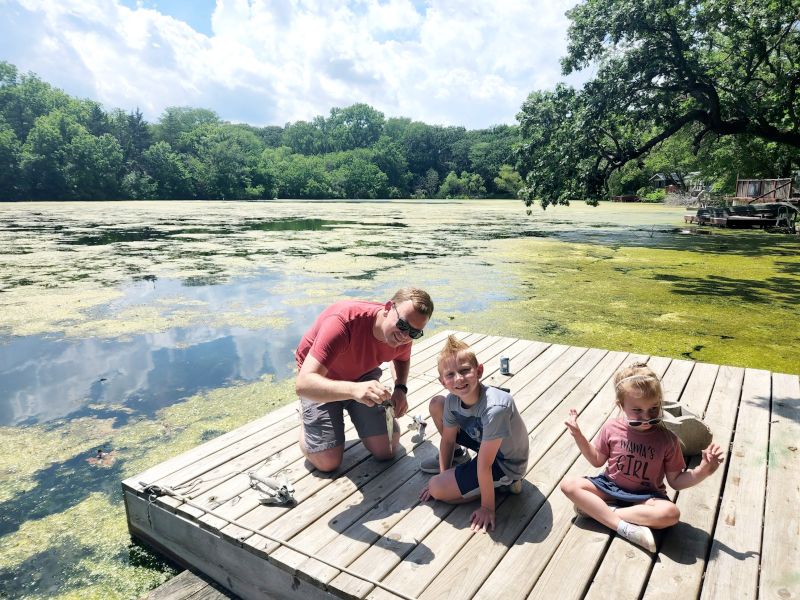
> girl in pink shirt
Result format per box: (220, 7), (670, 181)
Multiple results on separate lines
(560, 362), (724, 552)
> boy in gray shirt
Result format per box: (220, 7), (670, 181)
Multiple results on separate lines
(419, 335), (529, 533)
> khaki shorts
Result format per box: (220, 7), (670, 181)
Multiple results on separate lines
(300, 367), (399, 453)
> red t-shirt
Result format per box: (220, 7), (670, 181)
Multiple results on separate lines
(295, 300), (412, 381)
(593, 418), (686, 493)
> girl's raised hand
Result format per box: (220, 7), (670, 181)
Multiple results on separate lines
(564, 408), (582, 437)
(700, 443), (724, 474)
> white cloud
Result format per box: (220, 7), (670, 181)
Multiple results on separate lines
(0, 0), (583, 129)
(365, 0), (423, 33)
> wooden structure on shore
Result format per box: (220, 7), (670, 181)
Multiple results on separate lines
(731, 178), (794, 204)
(124, 330), (799, 600)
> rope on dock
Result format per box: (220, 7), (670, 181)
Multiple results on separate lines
(140, 482), (420, 600)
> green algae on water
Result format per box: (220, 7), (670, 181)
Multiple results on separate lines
(0, 376), (296, 600)
(457, 235), (800, 374)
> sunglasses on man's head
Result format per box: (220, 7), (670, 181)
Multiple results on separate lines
(392, 303), (424, 339)
(627, 417), (662, 427)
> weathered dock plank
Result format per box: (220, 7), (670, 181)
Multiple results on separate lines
(759, 372), (800, 600)
(700, 368), (771, 600)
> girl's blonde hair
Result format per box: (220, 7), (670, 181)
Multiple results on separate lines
(437, 335), (478, 373)
(613, 362), (664, 418)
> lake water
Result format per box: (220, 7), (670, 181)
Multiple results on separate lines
(0, 200), (797, 598)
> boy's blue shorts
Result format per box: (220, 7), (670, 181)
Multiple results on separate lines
(453, 430), (514, 499)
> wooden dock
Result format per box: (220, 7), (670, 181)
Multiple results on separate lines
(141, 569), (233, 600)
(123, 331), (800, 600)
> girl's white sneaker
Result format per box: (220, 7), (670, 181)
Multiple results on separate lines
(618, 522), (656, 552)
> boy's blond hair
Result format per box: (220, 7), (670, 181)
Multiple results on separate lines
(437, 335), (478, 373)
(391, 287), (434, 317)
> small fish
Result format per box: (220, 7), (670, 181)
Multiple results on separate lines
(382, 400), (394, 446)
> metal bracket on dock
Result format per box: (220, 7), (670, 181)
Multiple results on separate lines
(248, 472), (296, 505)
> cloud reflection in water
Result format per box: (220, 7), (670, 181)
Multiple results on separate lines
(0, 273), (326, 426)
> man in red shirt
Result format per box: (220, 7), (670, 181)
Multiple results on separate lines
(295, 288), (434, 472)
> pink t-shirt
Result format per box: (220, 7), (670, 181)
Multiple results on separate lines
(295, 300), (412, 381)
(593, 418), (686, 494)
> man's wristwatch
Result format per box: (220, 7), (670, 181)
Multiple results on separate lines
(394, 382), (408, 394)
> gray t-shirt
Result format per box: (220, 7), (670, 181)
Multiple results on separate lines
(442, 385), (530, 480)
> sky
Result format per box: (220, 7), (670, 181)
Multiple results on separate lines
(0, 0), (588, 130)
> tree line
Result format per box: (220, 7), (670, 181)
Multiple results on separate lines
(0, 61), (522, 201)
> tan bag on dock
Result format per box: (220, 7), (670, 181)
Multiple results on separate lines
(662, 402), (713, 457)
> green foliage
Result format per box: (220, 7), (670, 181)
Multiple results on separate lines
(606, 161), (651, 197)
(438, 170), (487, 198)
(640, 189), (666, 203)
(518, 0), (800, 208)
(121, 170), (158, 200)
(370, 136), (411, 192)
(19, 110), (81, 199)
(700, 134), (800, 193)
(254, 125), (284, 148)
(64, 132), (124, 199)
(517, 85), (597, 207)
(141, 141), (192, 199)
(82, 101), (111, 137)
(641, 126), (705, 193)
(400, 122), (470, 182)
(281, 119), (326, 155)
(465, 125), (518, 194)
(0, 62), (73, 141)
(400, 121), (442, 177)
(417, 168), (439, 198)
(0, 116), (21, 199)
(18, 110), (124, 200)
(154, 107), (220, 150)
(266, 150), (333, 199)
(493, 164), (523, 197)
(384, 117), (412, 140)
(330, 156), (388, 198)
(326, 103), (385, 151)
(180, 123), (270, 199)
(0, 61), (522, 200)
(117, 108), (152, 167)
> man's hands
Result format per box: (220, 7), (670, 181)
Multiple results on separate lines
(353, 380), (392, 407)
(352, 381), (407, 416)
(391, 386), (408, 417)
